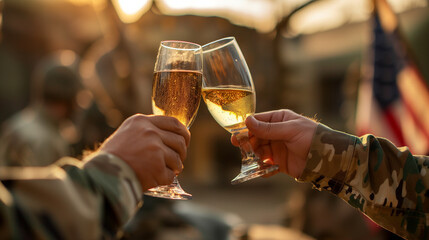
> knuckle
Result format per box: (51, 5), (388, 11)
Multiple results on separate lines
(142, 127), (161, 139)
(170, 117), (183, 131)
(128, 114), (145, 123)
(266, 122), (272, 133)
(282, 109), (297, 121)
(149, 146), (164, 160)
(281, 109), (291, 119)
(124, 114), (148, 129)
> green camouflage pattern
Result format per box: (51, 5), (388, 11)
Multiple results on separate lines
(298, 124), (429, 240)
(0, 152), (142, 239)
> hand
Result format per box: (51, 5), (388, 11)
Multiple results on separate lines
(99, 114), (190, 191)
(231, 109), (317, 178)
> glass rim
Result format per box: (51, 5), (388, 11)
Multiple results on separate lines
(202, 36), (236, 53)
(160, 40), (202, 51)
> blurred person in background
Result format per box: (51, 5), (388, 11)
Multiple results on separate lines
(231, 109), (429, 240)
(0, 50), (83, 166)
(0, 113), (191, 239)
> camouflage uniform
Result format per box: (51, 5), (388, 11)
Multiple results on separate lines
(298, 124), (429, 240)
(0, 49), (82, 167)
(0, 151), (142, 239)
(0, 105), (70, 167)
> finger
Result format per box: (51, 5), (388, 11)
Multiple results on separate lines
(252, 110), (300, 123)
(255, 144), (273, 164)
(156, 169), (176, 186)
(149, 115), (191, 146)
(159, 130), (188, 162)
(271, 141), (288, 174)
(231, 135), (239, 147)
(256, 145), (278, 178)
(231, 133), (265, 149)
(246, 116), (295, 141)
(163, 147), (184, 175)
(248, 134), (269, 150)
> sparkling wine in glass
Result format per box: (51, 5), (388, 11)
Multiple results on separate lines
(144, 40), (203, 200)
(202, 37), (278, 184)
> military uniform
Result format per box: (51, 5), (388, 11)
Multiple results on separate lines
(298, 124), (429, 240)
(0, 151), (142, 239)
(0, 105), (71, 167)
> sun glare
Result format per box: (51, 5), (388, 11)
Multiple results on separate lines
(57, 0), (429, 33)
(112, 0), (152, 23)
(158, 0), (277, 33)
(288, 0), (427, 36)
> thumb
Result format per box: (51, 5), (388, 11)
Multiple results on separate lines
(246, 116), (291, 141)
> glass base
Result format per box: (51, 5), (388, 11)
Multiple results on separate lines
(231, 163), (279, 185)
(144, 182), (192, 200)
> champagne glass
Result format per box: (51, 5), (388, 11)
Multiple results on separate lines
(202, 37), (278, 185)
(144, 40), (203, 200)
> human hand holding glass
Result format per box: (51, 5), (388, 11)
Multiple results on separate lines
(144, 40), (203, 200)
(201, 37), (278, 184)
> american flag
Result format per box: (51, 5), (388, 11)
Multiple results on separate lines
(355, 0), (429, 155)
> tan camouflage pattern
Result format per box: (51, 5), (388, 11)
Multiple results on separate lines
(298, 124), (429, 240)
(0, 105), (70, 167)
(0, 151), (142, 239)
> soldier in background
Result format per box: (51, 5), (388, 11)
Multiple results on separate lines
(0, 50), (83, 166)
(231, 109), (428, 240)
(0, 113), (190, 239)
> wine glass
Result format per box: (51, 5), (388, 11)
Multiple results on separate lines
(144, 40), (203, 200)
(201, 37), (278, 185)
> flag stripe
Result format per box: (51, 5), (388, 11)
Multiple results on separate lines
(398, 66), (429, 135)
(384, 107), (406, 146)
(355, 1), (429, 155)
(402, 100), (429, 150)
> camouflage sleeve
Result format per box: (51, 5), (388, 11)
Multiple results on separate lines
(0, 151), (142, 239)
(297, 124), (429, 240)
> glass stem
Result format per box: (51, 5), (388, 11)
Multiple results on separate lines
(230, 128), (279, 185)
(172, 176), (180, 185)
(234, 130), (259, 172)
